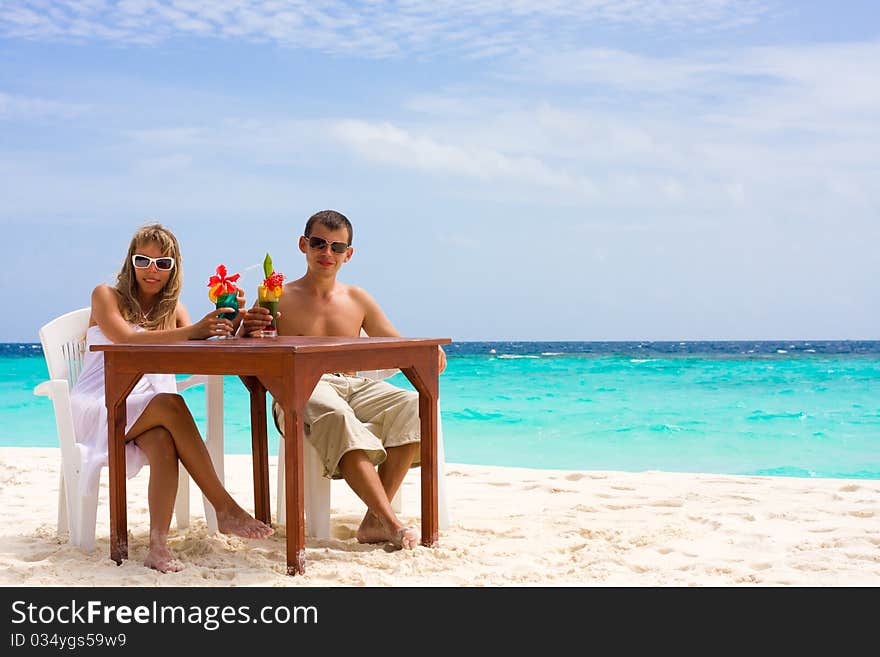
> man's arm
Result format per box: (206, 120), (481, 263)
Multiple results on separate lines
(357, 287), (401, 338)
(356, 287), (447, 373)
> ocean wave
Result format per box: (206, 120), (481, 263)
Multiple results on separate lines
(496, 354), (540, 359)
(452, 409), (506, 421)
(747, 410), (809, 421)
(649, 424), (683, 433)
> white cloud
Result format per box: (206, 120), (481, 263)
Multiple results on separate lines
(329, 118), (597, 197)
(124, 117), (335, 166)
(2, 12), (875, 223)
(0, 1), (767, 56)
(131, 152), (192, 174)
(0, 92), (92, 119)
(512, 40), (880, 132)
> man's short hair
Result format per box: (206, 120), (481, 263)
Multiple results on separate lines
(304, 210), (353, 244)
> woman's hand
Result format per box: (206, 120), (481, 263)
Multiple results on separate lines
(230, 286), (247, 334)
(188, 308), (235, 339)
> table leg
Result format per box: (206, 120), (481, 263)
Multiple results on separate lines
(240, 376), (270, 525)
(104, 363), (144, 565)
(401, 351), (440, 548)
(282, 404), (306, 575)
(418, 392), (439, 547)
(260, 364), (319, 576)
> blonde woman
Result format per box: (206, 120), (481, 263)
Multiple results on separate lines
(71, 223), (272, 572)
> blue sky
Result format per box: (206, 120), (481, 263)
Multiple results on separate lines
(1, 1), (878, 342)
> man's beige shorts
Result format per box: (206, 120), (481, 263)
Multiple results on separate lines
(272, 373), (421, 479)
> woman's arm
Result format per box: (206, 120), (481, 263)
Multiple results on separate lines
(91, 285), (232, 343)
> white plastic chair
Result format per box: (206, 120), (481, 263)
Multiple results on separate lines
(33, 307), (214, 552)
(274, 369), (451, 539)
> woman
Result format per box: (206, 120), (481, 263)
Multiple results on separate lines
(71, 223), (273, 572)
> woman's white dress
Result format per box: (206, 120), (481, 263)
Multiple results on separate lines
(70, 324), (177, 496)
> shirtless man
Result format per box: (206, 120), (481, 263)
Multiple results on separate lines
(240, 210), (446, 550)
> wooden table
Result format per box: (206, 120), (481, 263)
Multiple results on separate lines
(93, 335), (450, 575)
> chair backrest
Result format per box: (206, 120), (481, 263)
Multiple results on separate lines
(358, 328), (399, 381)
(38, 307), (91, 385)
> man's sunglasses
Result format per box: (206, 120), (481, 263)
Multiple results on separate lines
(132, 254), (175, 270)
(305, 235), (350, 254)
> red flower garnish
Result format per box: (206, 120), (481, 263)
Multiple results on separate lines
(207, 264), (241, 302)
(264, 272), (284, 291)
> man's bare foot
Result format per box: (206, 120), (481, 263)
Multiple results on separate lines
(216, 506), (274, 539)
(356, 511), (387, 544)
(388, 526), (419, 550)
(143, 544), (184, 573)
(356, 511), (418, 550)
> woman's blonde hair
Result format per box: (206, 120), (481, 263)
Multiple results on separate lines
(115, 222), (182, 330)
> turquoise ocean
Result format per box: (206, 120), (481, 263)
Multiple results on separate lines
(2, 341), (878, 480)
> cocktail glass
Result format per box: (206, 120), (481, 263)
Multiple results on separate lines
(257, 287), (278, 338)
(215, 291), (238, 339)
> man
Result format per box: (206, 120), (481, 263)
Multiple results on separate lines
(241, 209), (446, 550)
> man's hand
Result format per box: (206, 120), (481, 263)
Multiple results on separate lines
(438, 346), (447, 374)
(240, 305), (274, 337)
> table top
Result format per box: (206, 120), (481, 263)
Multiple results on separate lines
(92, 335), (451, 354)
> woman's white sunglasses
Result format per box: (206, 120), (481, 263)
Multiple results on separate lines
(132, 254), (175, 271)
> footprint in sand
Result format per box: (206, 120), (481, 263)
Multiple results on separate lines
(332, 526), (358, 540)
(200, 569), (236, 581)
(563, 542), (589, 553)
(687, 515), (721, 530)
(749, 562), (773, 571)
(648, 499), (683, 508)
(19, 549), (59, 562)
(564, 473), (585, 482)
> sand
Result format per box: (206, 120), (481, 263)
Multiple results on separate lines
(1, 447), (878, 586)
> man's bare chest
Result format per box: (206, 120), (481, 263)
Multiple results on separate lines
(278, 295), (364, 337)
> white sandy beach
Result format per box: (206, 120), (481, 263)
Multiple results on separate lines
(1, 447), (878, 586)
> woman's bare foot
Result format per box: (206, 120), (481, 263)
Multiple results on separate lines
(143, 544), (184, 573)
(356, 511), (418, 550)
(216, 505), (274, 539)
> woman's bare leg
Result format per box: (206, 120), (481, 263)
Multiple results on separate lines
(129, 427), (184, 572)
(126, 393), (273, 539)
